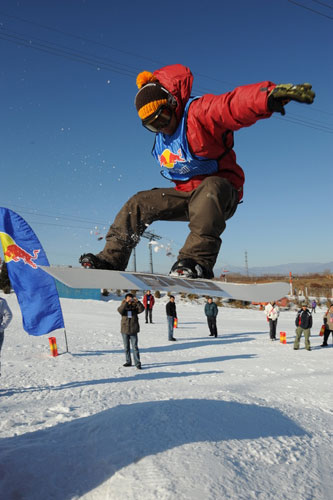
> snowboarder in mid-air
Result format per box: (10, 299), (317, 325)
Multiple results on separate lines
(80, 64), (315, 278)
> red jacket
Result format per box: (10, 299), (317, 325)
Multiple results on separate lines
(153, 64), (275, 200)
(143, 293), (155, 309)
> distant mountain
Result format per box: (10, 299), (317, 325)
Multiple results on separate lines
(216, 262), (333, 276)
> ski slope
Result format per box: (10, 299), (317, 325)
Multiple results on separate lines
(0, 292), (332, 500)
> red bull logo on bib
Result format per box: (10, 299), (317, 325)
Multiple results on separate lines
(158, 148), (186, 169)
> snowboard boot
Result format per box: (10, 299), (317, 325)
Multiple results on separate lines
(169, 258), (214, 279)
(79, 253), (115, 270)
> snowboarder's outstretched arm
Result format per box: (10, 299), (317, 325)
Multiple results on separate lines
(189, 81), (315, 132)
(187, 81), (315, 156)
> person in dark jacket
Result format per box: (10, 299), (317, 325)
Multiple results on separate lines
(79, 64), (315, 280)
(117, 293), (144, 369)
(204, 297), (218, 337)
(294, 303), (313, 351)
(143, 290), (155, 324)
(166, 295), (177, 341)
(321, 303), (333, 347)
(0, 297), (13, 376)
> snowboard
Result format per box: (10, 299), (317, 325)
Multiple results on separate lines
(40, 266), (289, 302)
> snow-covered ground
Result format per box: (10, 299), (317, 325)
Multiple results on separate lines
(0, 291), (332, 500)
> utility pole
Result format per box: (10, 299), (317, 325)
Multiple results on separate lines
(142, 231), (162, 274)
(245, 250), (249, 277)
(132, 247), (137, 272)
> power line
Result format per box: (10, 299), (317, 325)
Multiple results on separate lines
(1, 15), (331, 133)
(0, 202), (180, 248)
(19, 220), (100, 230)
(0, 30), (138, 76)
(287, 111), (333, 127)
(1, 202), (110, 226)
(308, 106), (333, 116)
(0, 10), (235, 87)
(0, 28), (235, 91)
(0, 10), (163, 65)
(275, 114), (333, 133)
(1, 26), (141, 74)
(311, 0), (333, 10)
(275, 116), (333, 133)
(287, 0), (333, 19)
(3, 29), (330, 134)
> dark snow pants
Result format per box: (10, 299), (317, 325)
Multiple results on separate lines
(322, 327), (332, 345)
(145, 308), (153, 323)
(268, 319), (278, 340)
(98, 176), (238, 273)
(207, 316), (218, 337)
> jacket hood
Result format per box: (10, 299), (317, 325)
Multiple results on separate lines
(153, 64), (193, 121)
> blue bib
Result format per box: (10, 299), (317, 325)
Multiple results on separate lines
(152, 97), (219, 181)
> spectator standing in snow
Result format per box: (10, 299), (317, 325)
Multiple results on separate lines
(117, 293), (144, 369)
(143, 290), (155, 324)
(204, 297), (218, 337)
(0, 297), (13, 376)
(294, 302), (312, 351)
(311, 299), (317, 313)
(166, 295), (177, 341)
(321, 303), (333, 347)
(79, 64), (315, 280)
(264, 301), (280, 340)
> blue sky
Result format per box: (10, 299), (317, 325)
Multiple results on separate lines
(1, 0), (332, 275)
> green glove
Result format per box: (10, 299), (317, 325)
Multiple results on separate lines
(268, 83), (315, 115)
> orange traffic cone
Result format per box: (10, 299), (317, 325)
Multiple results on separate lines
(280, 332), (286, 344)
(48, 337), (58, 357)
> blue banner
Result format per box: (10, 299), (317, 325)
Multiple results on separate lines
(0, 207), (65, 336)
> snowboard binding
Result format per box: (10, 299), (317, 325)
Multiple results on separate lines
(169, 259), (214, 279)
(79, 253), (115, 270)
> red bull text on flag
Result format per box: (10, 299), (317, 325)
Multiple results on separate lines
(0, 207), (65, 336)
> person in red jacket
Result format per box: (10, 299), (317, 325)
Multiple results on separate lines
(143, 290), (155, 324)
(80, 64), (315, 278)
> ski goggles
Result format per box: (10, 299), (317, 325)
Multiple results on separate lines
(142, 105), (173, 133)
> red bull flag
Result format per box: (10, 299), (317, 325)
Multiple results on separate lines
(0, 207), (65, 336)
